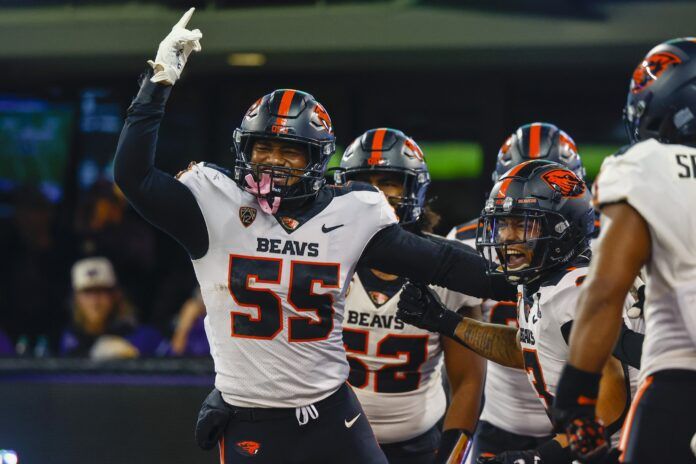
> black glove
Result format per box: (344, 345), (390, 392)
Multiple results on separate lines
(476, 449), (542, 464)
(396, 282), (461, 337)
(552, 364), (611, 463)
(195, 388), (233, 450)
(476, 440), (571, 464)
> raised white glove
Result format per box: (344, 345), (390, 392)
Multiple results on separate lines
(147, 7), (202, 85)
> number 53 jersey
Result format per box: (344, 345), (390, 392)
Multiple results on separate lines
(178, 163), (397, 408)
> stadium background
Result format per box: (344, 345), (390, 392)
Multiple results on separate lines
(0, 1), (691, 463)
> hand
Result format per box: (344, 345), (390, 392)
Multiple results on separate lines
(397, 282), (461, 337)
(476, 449), (542, 464)
(148, 8), (202, 85)
(563, 417), (613, 463)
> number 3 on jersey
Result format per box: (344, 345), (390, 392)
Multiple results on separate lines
(228, 255), (340, 342)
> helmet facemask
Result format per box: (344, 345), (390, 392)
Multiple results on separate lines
(233, 133), (332, 213)
(337, 167), (428, 224)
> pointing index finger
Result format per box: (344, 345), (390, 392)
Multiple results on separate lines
(175, 7), (195, 29)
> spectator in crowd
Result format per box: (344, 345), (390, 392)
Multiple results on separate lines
(0, 185), (75, 351)
(169, 288), (209, 357)
(60, 257), (163, 359)
(74, 182), (157, 315)
(0, 329), (14, 356)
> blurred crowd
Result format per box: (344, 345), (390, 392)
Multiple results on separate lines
(0, 182), (209, 360)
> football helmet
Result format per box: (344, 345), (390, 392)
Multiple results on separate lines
(493, 122), (585, 182)
(334, 128), (430, 224)
(476, 160), (594, 284)
(624, 38), (696, 145)
(233, 89), (336, 213)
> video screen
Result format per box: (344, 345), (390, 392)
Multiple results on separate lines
(0, 96), (74, 203)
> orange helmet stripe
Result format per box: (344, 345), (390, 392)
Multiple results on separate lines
(496, 161), (529, 198)
(275, 90), (296, 126)
(529, 123), (541, 158)
(368, 128), (387, 166)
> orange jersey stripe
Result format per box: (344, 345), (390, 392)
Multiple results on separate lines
(529, 123), (541, 158)
(457, 223), (477, 234)
(497, 162), (528, 198)
(619, 375), (654, 462)
(219, 437), (226, 464)
(275, 90), (296, 126)
(368, 128), (387, 166)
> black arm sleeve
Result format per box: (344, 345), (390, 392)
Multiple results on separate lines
(359, 224), (516, 301)
(113, 76), (208, 259)
(560, 320), (644, 369)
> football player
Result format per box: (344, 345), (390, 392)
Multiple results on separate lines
(336, 128), (486, 464)
(445, 123), (587, 460)
(114, 10), (504, 464)
(553, 38), (696, 464)
(397, 160), (644, 464)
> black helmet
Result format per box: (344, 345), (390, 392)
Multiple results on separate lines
(333, 128), (430, 224)
(476, 160), (594, 284)
(624, 38), (696, 145)
(493, 122), (585, 183)
(232, 89), (336, 212)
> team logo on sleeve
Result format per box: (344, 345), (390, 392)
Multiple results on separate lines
(541, 169), (586, 197)
(239, 207), (257, 227)
(235, 441), (261, 457)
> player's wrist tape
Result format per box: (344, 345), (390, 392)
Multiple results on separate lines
(436, 429), (471, 464)
(133, 70), (173, 105)
(536, 439), (572, 463)
(439, 310), (463, 338)
(554, 364), (601, 409)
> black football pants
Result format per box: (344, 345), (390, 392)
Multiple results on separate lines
(620, 369), (696, 464)
(218, 383), (387, 464)
(472, 420), (552, 460)
(380, 424), (441, 464)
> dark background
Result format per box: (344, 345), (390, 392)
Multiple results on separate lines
(0, 1), (692, 462)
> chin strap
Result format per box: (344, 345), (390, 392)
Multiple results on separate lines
(244, 173), (281, 214)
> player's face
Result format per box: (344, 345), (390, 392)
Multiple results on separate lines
(75, 287), (117, 334)
(250, 139), (309, 186)
(354, 172), (404, 207)
(496, 216), (541, 271)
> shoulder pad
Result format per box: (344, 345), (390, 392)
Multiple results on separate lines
(329, 180), (380, 196)
(202, 162), (235, 179)
(453, 217), (480, 241)
(540, 264), (589, 290)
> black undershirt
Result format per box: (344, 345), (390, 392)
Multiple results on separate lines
(114, 74), (514, 301)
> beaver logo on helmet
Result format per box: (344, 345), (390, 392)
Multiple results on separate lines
(631, 51), (682, 94)
(311, 103), (333, 134)
(245, 98), (263, 120)
(541, 169), (586, 197)
(403, 138), (424, 161)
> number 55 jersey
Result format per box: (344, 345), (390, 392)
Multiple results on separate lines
(179, 163), (397, 408)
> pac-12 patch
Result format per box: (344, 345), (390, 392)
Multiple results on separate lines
(235, 440), (261, 457)
(239, 207), (257, 227)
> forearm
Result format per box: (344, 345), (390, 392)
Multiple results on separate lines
(568, 281), (625, 373)
(361, 226), (516, 300)
(442, 334), (485, 432)
(113, 75), (208, 258)
(450, 317), (524, 369)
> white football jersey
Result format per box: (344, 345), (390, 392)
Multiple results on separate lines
(446, 223), (552, 437)
(517, 265), (639, 446)
(178, 163), (397, 408)
(343, 273), (446, 443)
(594, 139), (696, 383)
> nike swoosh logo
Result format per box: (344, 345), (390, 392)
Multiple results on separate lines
(344, 413), (361, 428)
(322, 224), (344, 233)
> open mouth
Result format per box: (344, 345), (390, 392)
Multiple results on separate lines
(505, 248), (530, 270)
